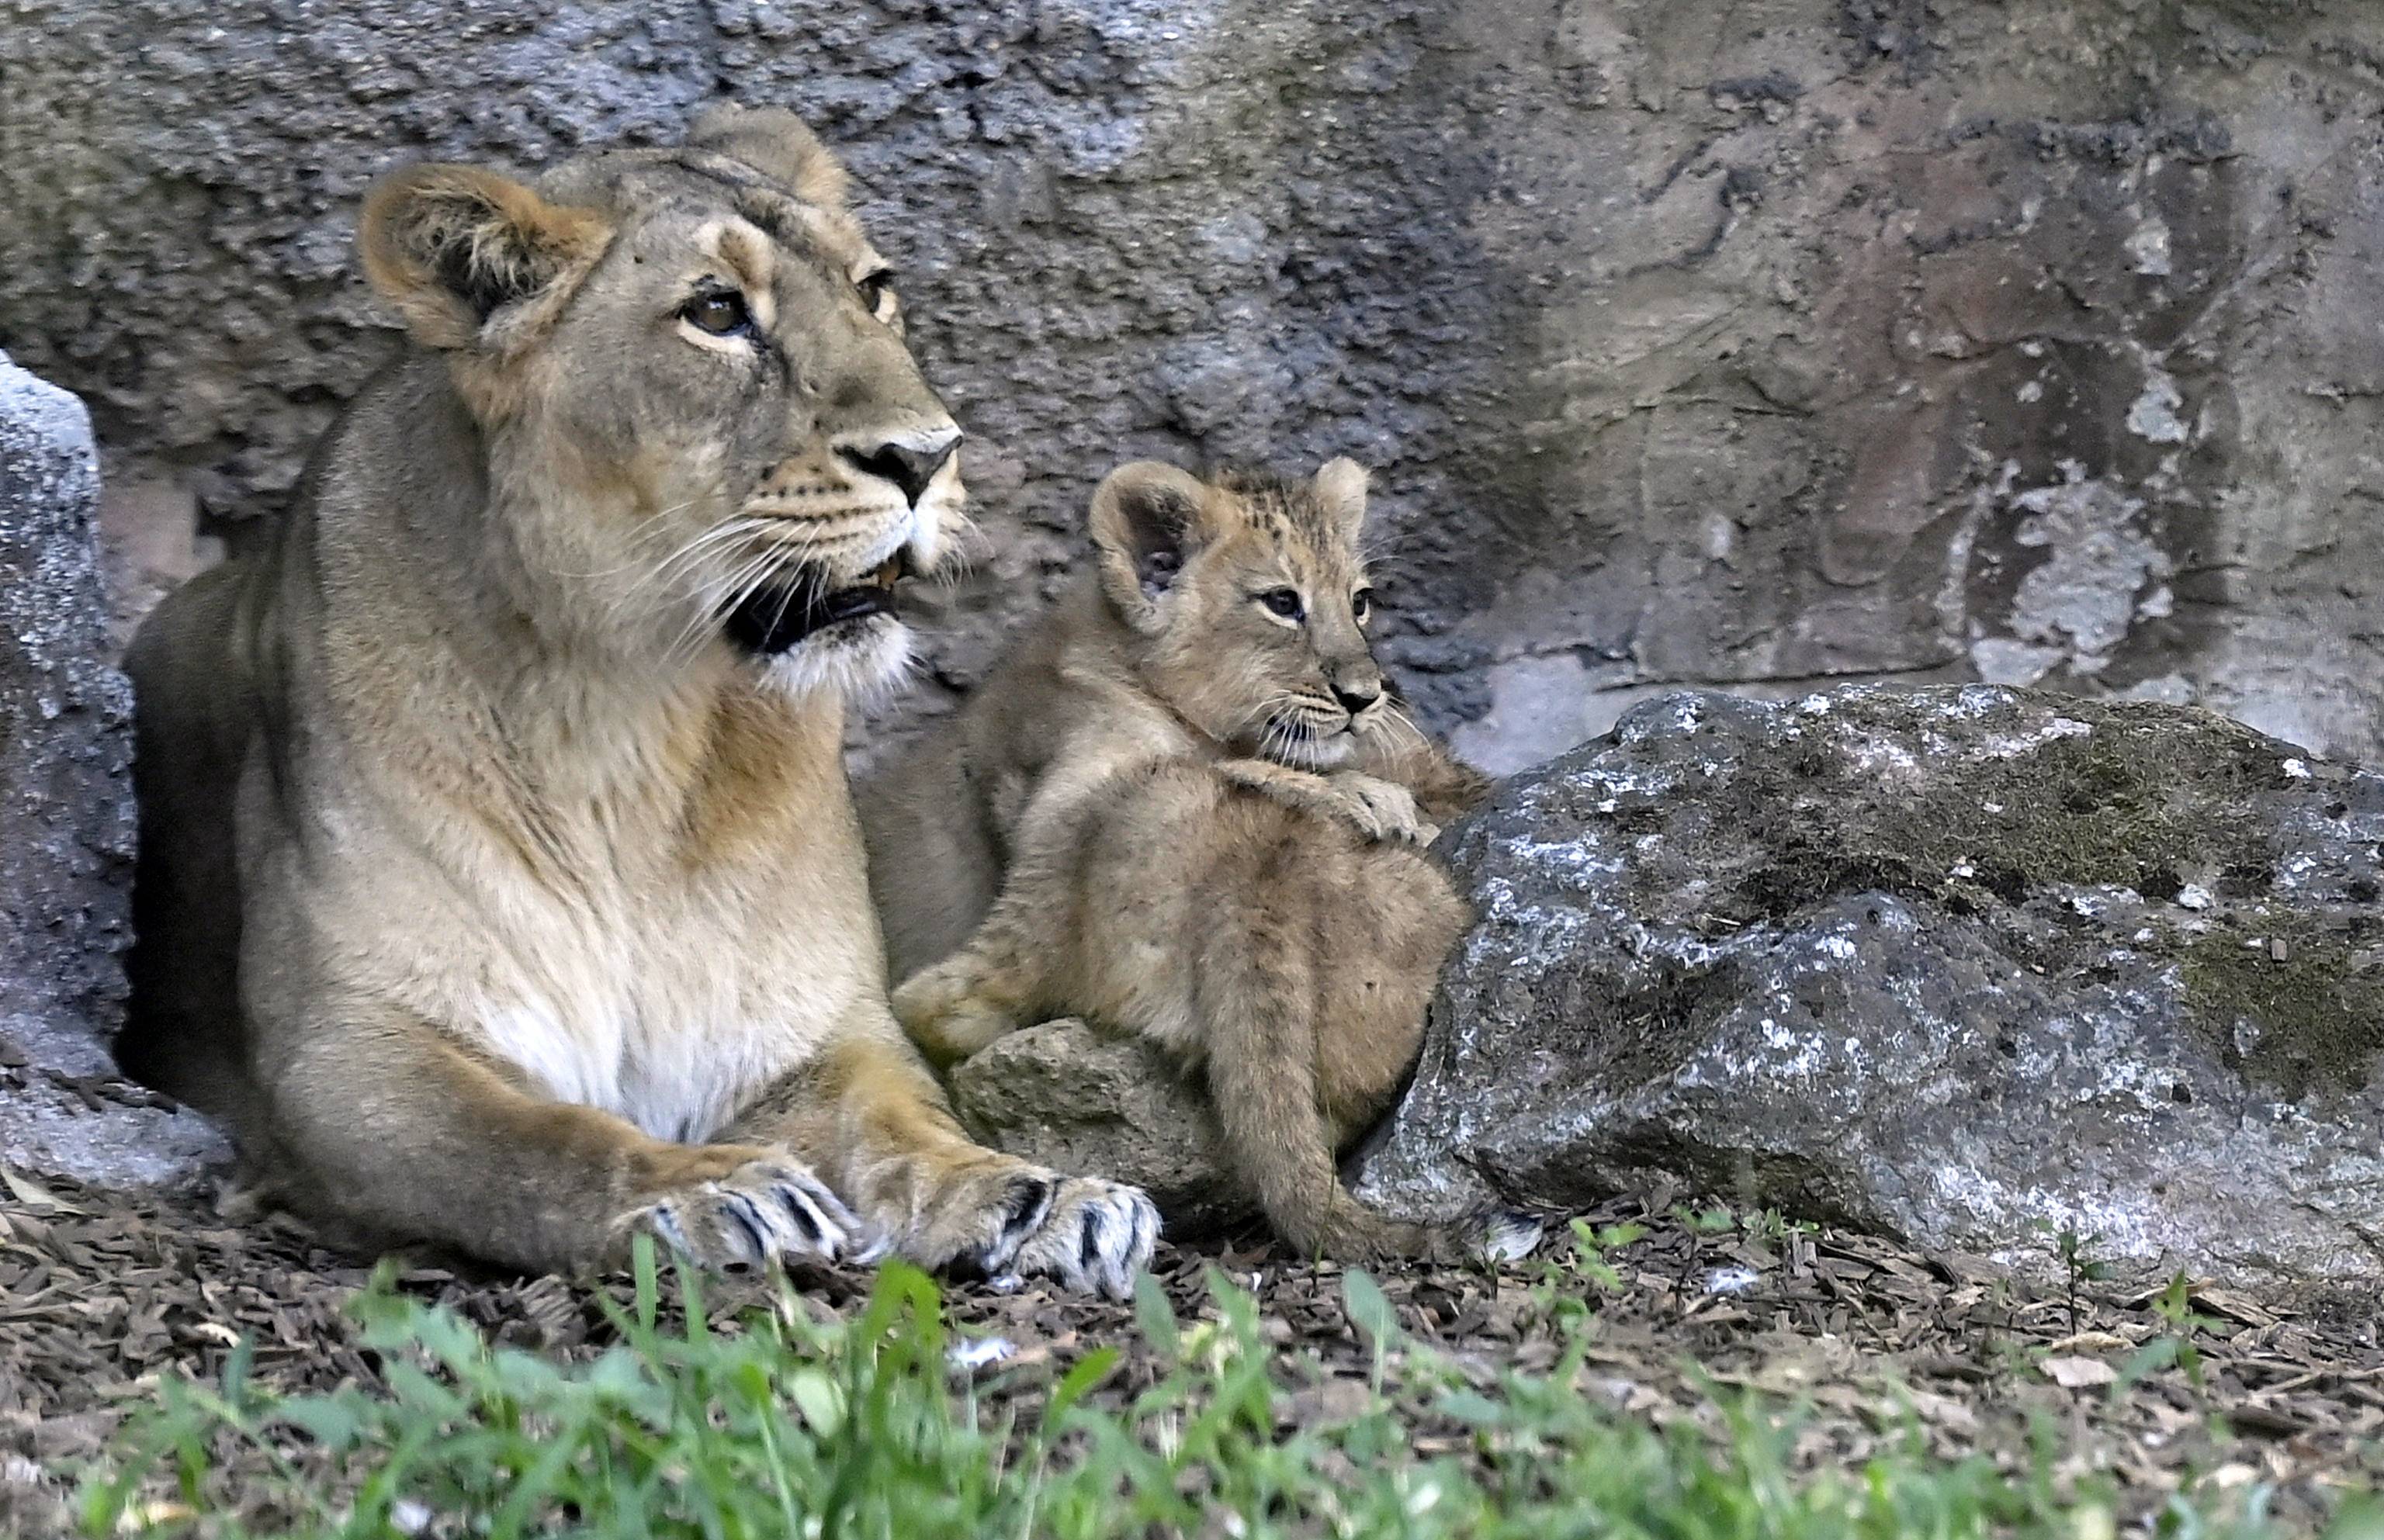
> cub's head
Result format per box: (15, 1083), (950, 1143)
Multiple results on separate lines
(1090, 459), (1393, 768)
(359, 105), (962, 694)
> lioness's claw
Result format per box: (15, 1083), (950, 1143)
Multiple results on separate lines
(1002, 1178), (1159, 1300)
(629, 1158), (872, 1275)
(919, 1168), (1159, 1299)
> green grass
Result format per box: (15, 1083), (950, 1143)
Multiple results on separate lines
(79, 1242), (2382, 1540)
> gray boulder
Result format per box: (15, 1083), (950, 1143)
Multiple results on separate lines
(0, 352), (227, 1189)
(949, 1019), (1252, 1237)
(1355, 685), (2384, 1290)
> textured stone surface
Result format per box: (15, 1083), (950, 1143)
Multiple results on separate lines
(948, 1018), (1250, 1237)
(1, 1011), (229, 1190)
(0, 352), (226, 1188)
(7, 3), (2384, 770)
(1355, 685), (2384, 1289)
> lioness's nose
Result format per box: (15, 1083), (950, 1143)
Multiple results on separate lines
(835, 427), (961, 507)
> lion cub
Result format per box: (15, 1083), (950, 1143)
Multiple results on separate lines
(862, 459), (1519, 1261)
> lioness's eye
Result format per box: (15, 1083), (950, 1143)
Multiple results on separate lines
(1352, 587), (1374, 624)
(1258, 588), (1305, 621)
(681, 290), (753, 337)
(855, 269), (896, 317)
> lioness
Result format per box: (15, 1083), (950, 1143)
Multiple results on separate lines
(118, 106), (1157, 1295)
(862, 461), (1525, 1260)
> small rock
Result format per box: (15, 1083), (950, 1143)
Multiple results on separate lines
(1704, 1265), (1762, 1296)
(948, 1018), (1253, 1235)
(947, 1336), (1016, 1372)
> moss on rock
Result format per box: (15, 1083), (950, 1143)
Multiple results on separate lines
(1618, 691), (2381, 1099)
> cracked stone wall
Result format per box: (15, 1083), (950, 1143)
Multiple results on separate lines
(5, 1), (2383, 773)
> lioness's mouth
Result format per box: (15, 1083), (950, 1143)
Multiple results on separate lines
(722, 553), (910, 656)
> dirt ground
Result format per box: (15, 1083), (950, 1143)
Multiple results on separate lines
(2, 1173), (2379, 1536)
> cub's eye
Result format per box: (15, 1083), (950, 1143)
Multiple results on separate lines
(1257, 587), (1305, 621)
(1352, 587), (1375, 624)
(855, 269), (896, 318)
(681, 289), (753, 337)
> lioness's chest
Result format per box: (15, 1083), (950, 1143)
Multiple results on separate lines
(349, 680), (880, 1141)
(450, 842), (879, 1144)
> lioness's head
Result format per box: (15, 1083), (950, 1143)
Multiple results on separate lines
(359, 105), (962, 694)
(1089, 459), (1393, 768)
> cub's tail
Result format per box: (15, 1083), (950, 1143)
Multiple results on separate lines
(1197, 930), (1506, 1264)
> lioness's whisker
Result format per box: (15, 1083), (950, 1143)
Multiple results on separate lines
(659, 543), (774, 667)
(535, 499), (719, 584)
(629, 515), (769, 611)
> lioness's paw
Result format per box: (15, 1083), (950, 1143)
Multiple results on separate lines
(625, 1158), (879, 1275)
(920, 1169), (1159, 1300)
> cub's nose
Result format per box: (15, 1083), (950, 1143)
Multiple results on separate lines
(1332, 683), (1381, 716)
(834, 427), (961, 507)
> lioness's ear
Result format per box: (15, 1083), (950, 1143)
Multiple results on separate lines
(359, 164), (612, 351)
(1312, 457), (1370, 547)
(686, 104), (851, 208)
(1089, 462), (1214, 634)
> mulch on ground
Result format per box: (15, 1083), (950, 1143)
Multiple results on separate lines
(2, 1171), (2379, 1535)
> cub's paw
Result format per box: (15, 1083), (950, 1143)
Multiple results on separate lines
(892, 960), (1021, 1068)
(1321, 771), (1428, 844)
(917, 1168), (1160, 1300)
(622, 1158), (879, 1275)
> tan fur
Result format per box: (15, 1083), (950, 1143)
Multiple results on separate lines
(119, 109), (1158, 1296)
(861, 462), (1500, 1261)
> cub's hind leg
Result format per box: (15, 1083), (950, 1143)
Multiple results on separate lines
(889, 830), (1079, 1066)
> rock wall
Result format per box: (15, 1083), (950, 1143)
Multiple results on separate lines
(5, 2), (2384, 771)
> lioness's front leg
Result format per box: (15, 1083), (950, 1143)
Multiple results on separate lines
(268, 1009), (871, 1277)
(725, 1030), (1159, 1299)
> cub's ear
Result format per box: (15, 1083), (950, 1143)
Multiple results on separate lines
(1088, 462), (1215, 634)
(686, 104), (851, 208)
(358, 164), (612, 352)
(1312, 457), (1370, 547)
